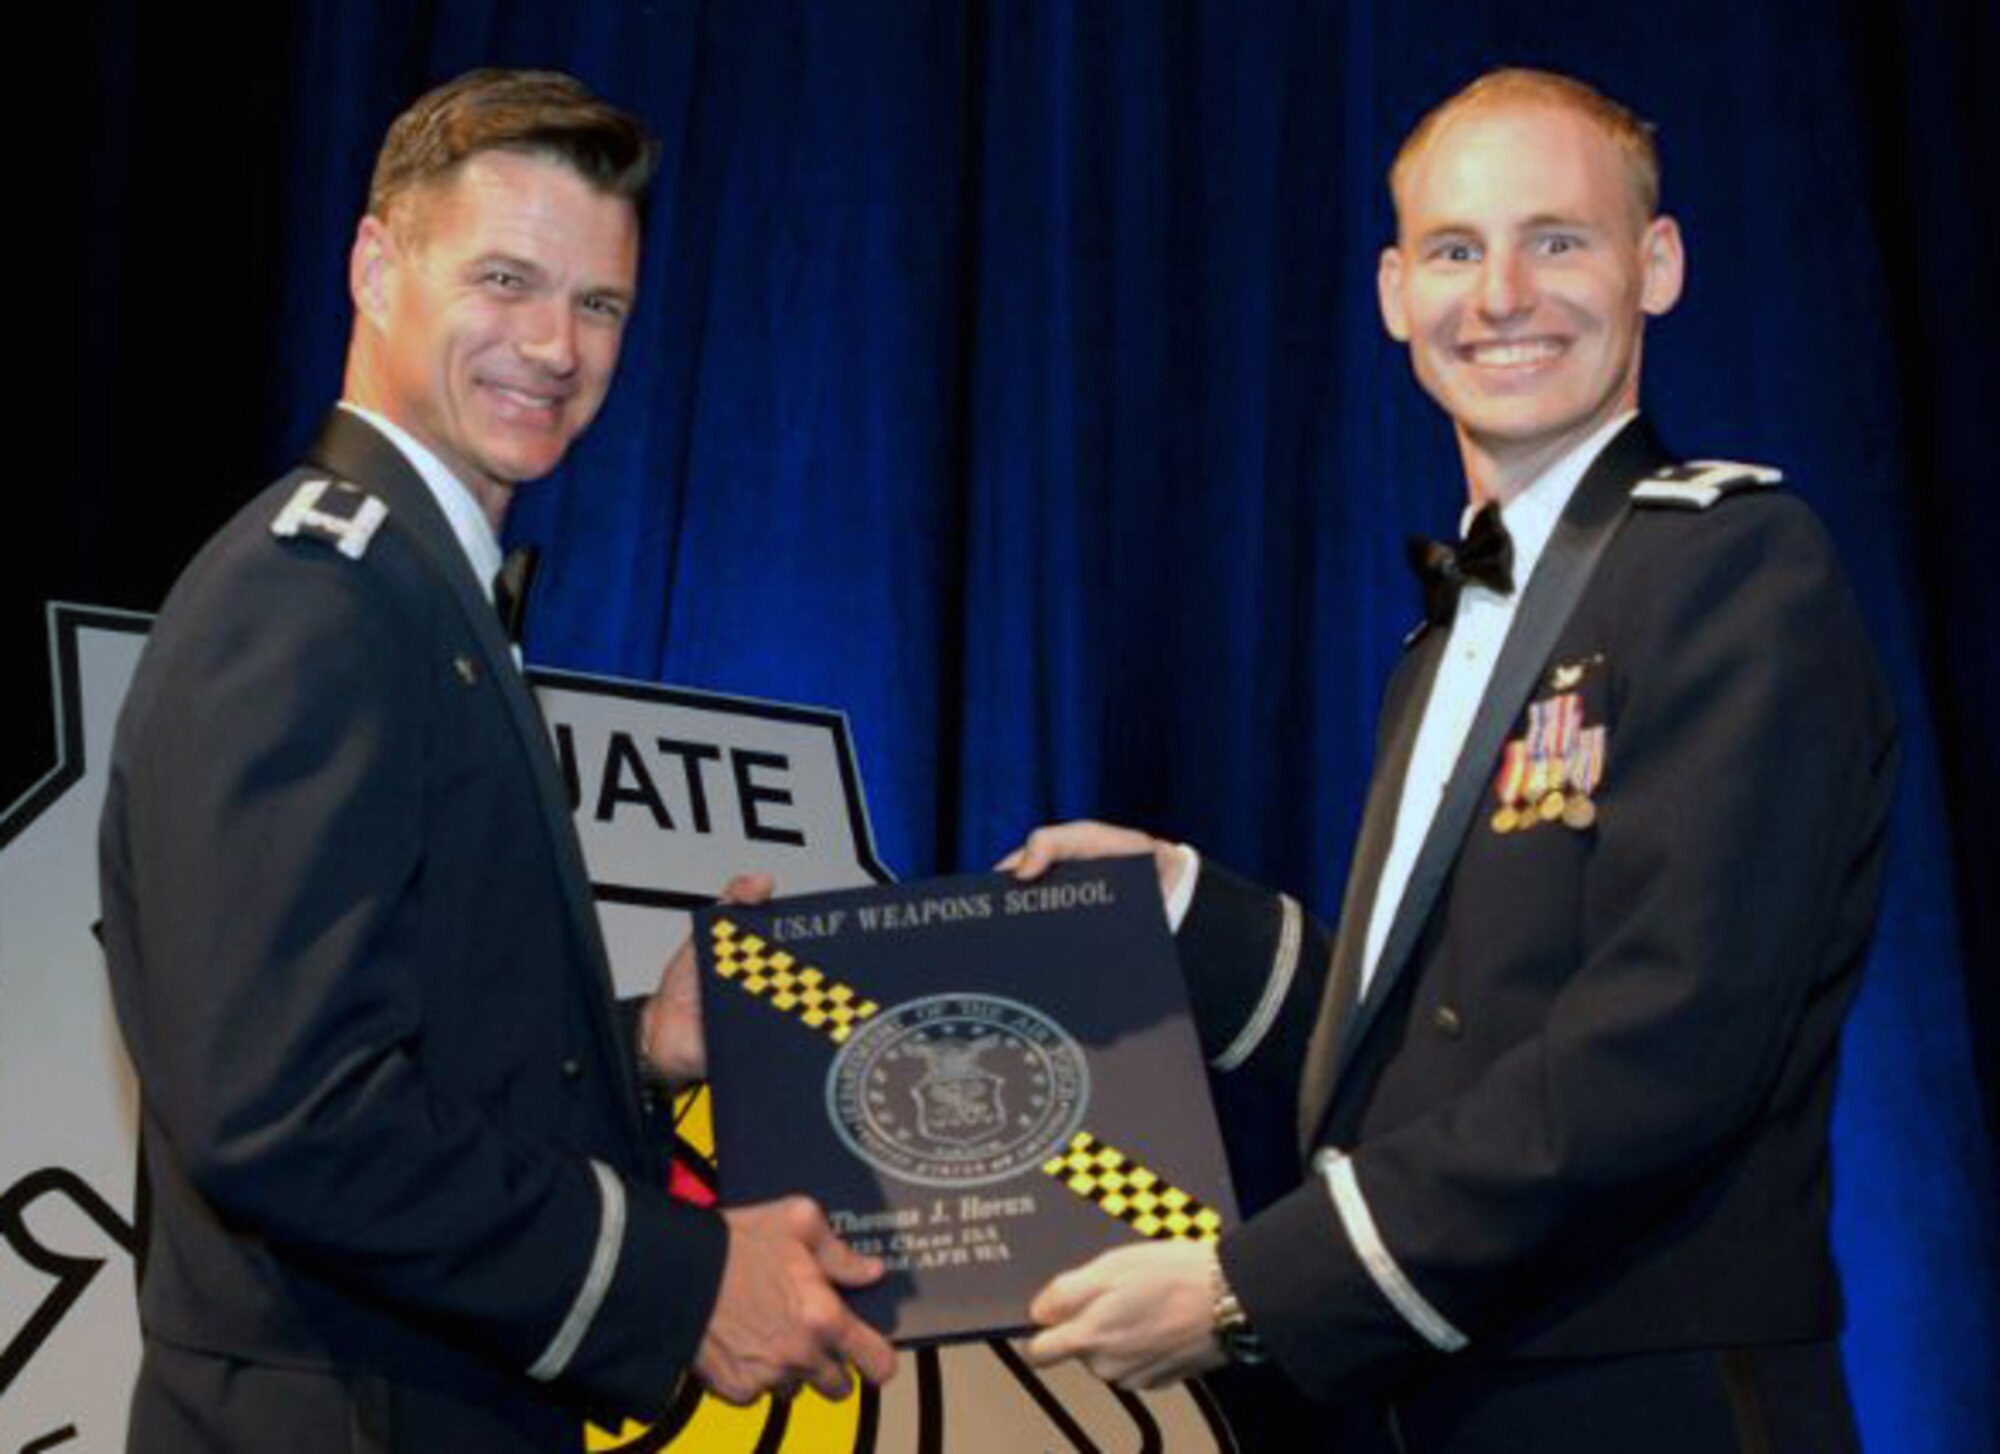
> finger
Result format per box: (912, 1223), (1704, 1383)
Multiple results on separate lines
(1086, 1350), (1147, 1387)
(1027, 1268), (1102, 1325)
(788, 1202), (886, 1286)
(1022, 1320), (1094, 1367)
(836, 1318), (899, 1385)
(1015, 826), (1071, 879)
(1003, 842), (1047, 880)
(705, 1372), (761, 1407)
(720, 873), (774, 904)
(781, 1194), (832, 1239)
(802, 1358), (855, 1402)
(816, 1235), (886, 1287)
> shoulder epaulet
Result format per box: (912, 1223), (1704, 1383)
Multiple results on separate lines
(270, 477), (389, 559)
(1629, 459), (1784, 511)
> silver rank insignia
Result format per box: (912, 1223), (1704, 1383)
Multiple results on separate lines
(1630, 459), (1784, 511)
(270, 478), (389, 559)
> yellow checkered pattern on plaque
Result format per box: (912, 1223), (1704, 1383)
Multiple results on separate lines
(709, 917), (880, 1045)
(1041, 1131), (1223, 1244)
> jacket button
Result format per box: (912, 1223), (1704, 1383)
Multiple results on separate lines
(1432, 1005), (1464, 1038)
(560, 1057), (583, 1081)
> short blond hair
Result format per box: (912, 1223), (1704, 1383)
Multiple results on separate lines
(1388, 68), (1661, 224)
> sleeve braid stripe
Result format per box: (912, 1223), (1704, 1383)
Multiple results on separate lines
(1320, 1151), (1468, 1353)
(528, 1160), (628, 1382)
(1211, 894), (1302, 1072)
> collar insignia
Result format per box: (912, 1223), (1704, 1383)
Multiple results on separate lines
(271, 477), (389, 559)
(1630, 459), (1783, 512)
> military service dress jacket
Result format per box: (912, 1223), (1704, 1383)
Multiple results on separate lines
(98, 410), (727, 1450)
(1177, 419), (1898, 1452)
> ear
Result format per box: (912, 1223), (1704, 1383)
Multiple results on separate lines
(1378, 245), (1411, 341)
(1639, 215), (1685, 318)
(350, 215), (394, 328)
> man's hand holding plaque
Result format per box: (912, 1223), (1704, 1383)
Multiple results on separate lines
(643, 873), (775, 1085)
(1001, 824), (1235, 1390)
(653, 873), (900, 1405)
(695, 1196), (897, 1404)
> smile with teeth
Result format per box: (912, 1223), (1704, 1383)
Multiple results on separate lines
(1460, 338), (1567, 368)
(483, 381), (567, 415)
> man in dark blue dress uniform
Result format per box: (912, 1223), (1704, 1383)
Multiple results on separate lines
(99, 69), (895, 1452)
(1007, 69), (1895, 1453)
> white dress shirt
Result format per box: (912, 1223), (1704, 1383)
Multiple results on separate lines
(337, 402), (504, 606)
(1356, 411), (1635, 994)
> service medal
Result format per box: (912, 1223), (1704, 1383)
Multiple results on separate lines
(1564, 724), (1607, 829)
(1490, 738), (1529, 834)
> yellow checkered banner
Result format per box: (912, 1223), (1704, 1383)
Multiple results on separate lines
(709, 920), (882, 1044)
(0, 611), (1234, 1452)
(1041, 1133), (1223, 1245)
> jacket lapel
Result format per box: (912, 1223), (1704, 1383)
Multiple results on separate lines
(1300, 419), (1671, 1148)
(1296, 632), (1444, 1153)
(305, 410), (649, 1156)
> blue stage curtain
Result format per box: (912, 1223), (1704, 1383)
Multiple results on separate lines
(25, 0), (1997, 1445)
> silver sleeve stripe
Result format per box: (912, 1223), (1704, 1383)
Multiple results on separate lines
(1211, 893), (1301, 1072)
(529, 1160), (628, 1382)
(1320, 1151), (1468, 1353)
(1163, 843), (1201, 932)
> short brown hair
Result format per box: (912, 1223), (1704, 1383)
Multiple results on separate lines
(367, 68), (658, 222)
(1389, 68), (1661, 223)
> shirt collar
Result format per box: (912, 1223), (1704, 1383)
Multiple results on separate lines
(337, 401), (504, 602)
(1459, 409), (1638, 591)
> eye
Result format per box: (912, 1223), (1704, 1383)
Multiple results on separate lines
(1429, 239), (1481, 265)
(1537, 233), (1585, 257)
(480, 266), (527, 291)
(580, 294), (629, 324)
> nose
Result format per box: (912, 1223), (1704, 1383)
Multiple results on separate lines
(518, 299), (579, 377)
(1476, 246), (1534, 324)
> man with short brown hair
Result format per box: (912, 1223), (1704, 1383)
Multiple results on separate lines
(100, 69), (894, 1451)
(1011, 69), (1894, 1451)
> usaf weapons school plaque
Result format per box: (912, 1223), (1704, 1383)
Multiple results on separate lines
(696, 857), (1240, 1344)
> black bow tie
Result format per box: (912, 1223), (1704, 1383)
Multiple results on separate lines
(1407, 503), (1514, 628)
(493, 546), (540, 645)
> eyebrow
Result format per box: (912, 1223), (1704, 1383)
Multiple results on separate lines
(1516, 212), (1595, 232)
(1410, 211), (1598, 245)
(465, 251), (547, 279)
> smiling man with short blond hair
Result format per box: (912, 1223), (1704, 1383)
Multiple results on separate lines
(1009, 69), (1896, 1451)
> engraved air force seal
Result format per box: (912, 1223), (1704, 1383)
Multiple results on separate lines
(826, 994), (1089, 1188)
